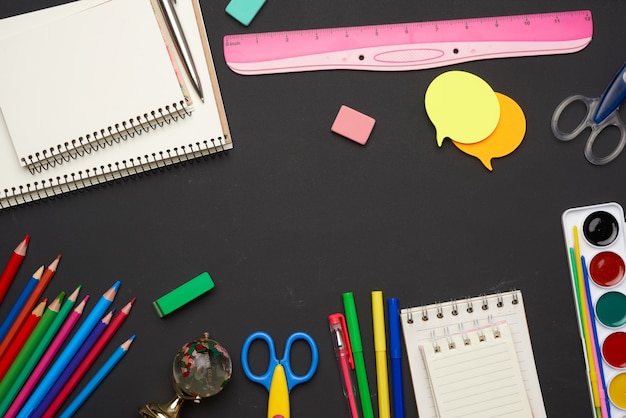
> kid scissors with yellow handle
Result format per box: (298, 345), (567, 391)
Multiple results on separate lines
(242, 331), (319, 418)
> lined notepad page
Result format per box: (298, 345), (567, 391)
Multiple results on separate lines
(0, 0), (189, 167)
(400, 291), (546, 418)
(420, 322), (532, 418)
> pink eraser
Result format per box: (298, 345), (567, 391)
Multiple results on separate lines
(331, 105), (376, 145)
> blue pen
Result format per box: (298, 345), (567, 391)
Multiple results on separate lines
(387, 298), (405, 418)
(60, 335), (135, 418)
(16, 281), (120, 417)
(0, 266), (43, 341)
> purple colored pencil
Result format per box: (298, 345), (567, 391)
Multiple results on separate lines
(32, 311), (112, 416)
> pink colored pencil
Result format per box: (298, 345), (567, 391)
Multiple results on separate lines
(6, 295), (88, 418)
(0, 299), (46, 381)
(42, 297), (135, 417)
(0, 235), (29, 305)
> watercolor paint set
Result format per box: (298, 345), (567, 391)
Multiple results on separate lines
(562, 202), (626, 418)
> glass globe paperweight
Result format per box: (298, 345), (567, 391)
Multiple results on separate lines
(139, 332), (232, 418)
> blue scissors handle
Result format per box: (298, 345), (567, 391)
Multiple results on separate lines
(552, 61), (626, 165)
(242, 332), (280, 391)
(282, 332), (319, 389)
(241, 331), (319, 392)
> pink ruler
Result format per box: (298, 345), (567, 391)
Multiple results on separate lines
(224, 10), (593, 75)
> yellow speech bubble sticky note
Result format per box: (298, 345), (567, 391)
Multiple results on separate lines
(452, 92), (526, 171)
(425, 71), (500, 147)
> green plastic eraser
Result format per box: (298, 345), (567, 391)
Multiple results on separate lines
(225, 0), (266, 26)
(152, 272), (215, 318)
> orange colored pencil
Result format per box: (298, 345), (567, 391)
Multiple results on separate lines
(0, 255), (60, 360)
(0, 299), (46, 381)
(0, 235), (29, 305)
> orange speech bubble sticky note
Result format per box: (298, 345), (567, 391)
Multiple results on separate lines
(425, 70), (500, 147)
(452, 92), (526, 171)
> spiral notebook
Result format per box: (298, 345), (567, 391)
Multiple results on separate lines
(420, 322), (532, 418)
(0, 0), (231, 209)
(400, 290), (546, 418)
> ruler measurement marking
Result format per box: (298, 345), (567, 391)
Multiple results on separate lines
(224, 10), (592, 74)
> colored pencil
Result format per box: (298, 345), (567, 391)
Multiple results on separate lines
(572, 227), (607, 418)
(60, 335), (135, 418)
(34, 311), (112, 417)
(0, 299), (46, 381)
(0, 266), (43, 343)
(0, 255), (60, 359)
(44, 297), (135, 417)
(0, 235), (29, 305)
(17, 281), (119, 418)
(0, 293), (62, 406)
(6, 293), (87, 418)
(582, 256), (611, 416)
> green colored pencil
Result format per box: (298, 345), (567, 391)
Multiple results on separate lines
(0, 291), (64, 400)
(0, 286), (80, 415)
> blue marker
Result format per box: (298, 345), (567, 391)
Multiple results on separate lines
(387, 298), (405, 418)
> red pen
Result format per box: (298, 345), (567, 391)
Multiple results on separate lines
(329, 313), (361, 418)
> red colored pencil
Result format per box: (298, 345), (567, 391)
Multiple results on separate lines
(6, 296), (88, 417)
(0, 299), (46, 381)
(0, 255), (60, 360)
(0, 235), (29, 305)
(42, 297), (136, 417)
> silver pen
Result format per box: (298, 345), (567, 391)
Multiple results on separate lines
(157, 0), (204, 101)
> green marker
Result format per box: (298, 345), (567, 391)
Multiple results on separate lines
(152, 272), (215, 318)
(342, 291), (374, 418)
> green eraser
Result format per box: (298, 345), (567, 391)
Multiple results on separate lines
(152, 272), (215, 318)
(225, 0), (266, 26)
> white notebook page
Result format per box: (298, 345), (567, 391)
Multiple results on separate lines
(420, 322), (532, 418)
(0, 0), (188, 167)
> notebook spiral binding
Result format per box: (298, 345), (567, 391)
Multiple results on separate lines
(405, 290), (519, 324)
(430, 323), (502, 353)
(22, 100), (192, 173)
(0, 135), (228, 210)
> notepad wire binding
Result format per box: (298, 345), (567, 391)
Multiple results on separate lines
(406, 290), (520, 323)
(0, 135), (229, 210)
(22, 100), (192, 173)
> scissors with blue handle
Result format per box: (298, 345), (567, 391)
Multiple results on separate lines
(242, 331), (319, 418)
(552, 61), (626, 165)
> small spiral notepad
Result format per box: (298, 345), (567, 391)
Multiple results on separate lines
(400, 290), (546, 418)
(420, 322), (531, 418)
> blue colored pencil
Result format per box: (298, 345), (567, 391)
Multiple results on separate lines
(16, 281), (119, 418)
(0, 266), (43, 344)
(32, 310), (112, 417)
(59, 335), (135, 418)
